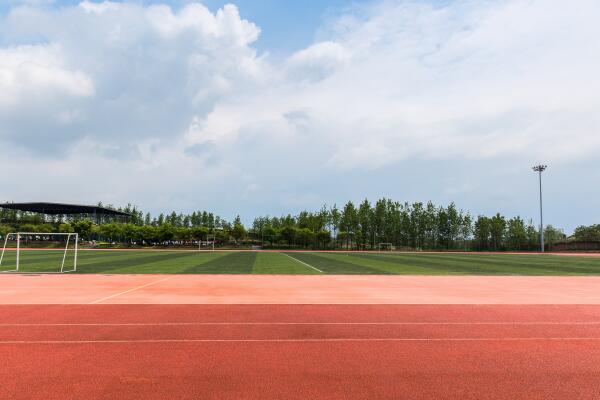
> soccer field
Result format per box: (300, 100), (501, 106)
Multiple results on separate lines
(1, 250), (600, 275)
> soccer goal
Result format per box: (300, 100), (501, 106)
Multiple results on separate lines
(378, 242), (394, 252)
(0, 232), (78, 273)
(198, 234), (216, 251)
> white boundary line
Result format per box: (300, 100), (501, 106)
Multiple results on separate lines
(88, 277), (172, 304)
(2, 321), (600, 326)
(2, 337), (600, 344)
(282, 253), (323, 273)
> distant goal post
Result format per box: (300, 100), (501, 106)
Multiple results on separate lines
(377, 242), (394, 251)
(0, 232), (78, 273)
(198, 234), (216, 251)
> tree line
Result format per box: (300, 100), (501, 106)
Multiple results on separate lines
(0, 199), (571, 250)
(573, 224), (600, 242)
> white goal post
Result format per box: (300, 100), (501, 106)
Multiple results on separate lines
(198, 234), (215, 251)
(378, 242), (394, 251)
(0, 232), (78, 273)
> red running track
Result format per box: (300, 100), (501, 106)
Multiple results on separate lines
(2, 305), (600, 399)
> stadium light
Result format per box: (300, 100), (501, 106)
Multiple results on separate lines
(532, 164), (547, 252)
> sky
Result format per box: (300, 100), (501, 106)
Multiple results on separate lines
(1, 0), (599, 233)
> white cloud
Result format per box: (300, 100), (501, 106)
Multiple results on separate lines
(193, 0), (600, 170)
(79, 1), (119, 14)
(0, 1), (264, 152)
(285, 41), (349, 82)
(0, 0), (599, 231)
(0, 44), (93, 107)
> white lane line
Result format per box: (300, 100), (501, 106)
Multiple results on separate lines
(282, 253), (323, 273)
(2, 337), (600, 344)
(2, 322), (600, 327)
(88, 277), (172, 304)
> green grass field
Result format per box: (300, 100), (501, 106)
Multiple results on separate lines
(1, 250), (600, 275)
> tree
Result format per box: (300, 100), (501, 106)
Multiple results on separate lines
(231, 216), (246, 243)
(73, 220), (93, 240)
(329, 205), (341, 248)
(411, 202), (425, 249)
(122, 224), (140, 244)
(262, 225), (277, 247)
(544, 225), (565, 250)
(507, 217), (527, 250)
(140, 225), (158, 245)
(446, 203), (460, 250)
(489, 213), (506, 250)
(58, 223), (74, 233)
(358, 199), (372, 249)
(0, 225), (12, 240)
(158, 224), (175, 243)
(373, 199), (387, 248)
(340, 201), (358, 249)
(459, 213), (473, 250)
(175, 227), (192, 243)
(98, 223), (123, 243)
(526, 220), (538, 250)
(574, 225), (600, 241)
(280, 225), (296, 246)
(316, 230), (331, 249)
(474, 216), (491, 251)
(423, 202), (438, 249)
(296, 228), (313, 248)
(191, 226), (209, 242)
(0, 198), (572, 252)
(214, 229), (230, 244)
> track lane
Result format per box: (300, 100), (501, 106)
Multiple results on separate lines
(2, 339), (600, 399)
(3, 304), (600, 323)
(3, 322), (600, 341)
(2, 305), (600, 399)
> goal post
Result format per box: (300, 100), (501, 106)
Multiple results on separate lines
(0, 232), (78, 273)
(198, 234), (215, 251)
(378, 242), (394, 252)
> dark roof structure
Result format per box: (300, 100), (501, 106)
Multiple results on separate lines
(0, 202), (131, 217)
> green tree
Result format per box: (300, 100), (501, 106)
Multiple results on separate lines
(158, 224), (175, 243)
(358, 199), (372, 249)
(507, 217), (527, 250)
(329, 205), (341, 248)
(231, 216), (246, 243)
(544, 225), (565, 250)
(489, 213), (506, 250)
(459, 213), (473, 250)
(140, 225), (158, 245)
(526, 220), (539, 250)
(58, 223), (74, 233)
(340, 201), (358, 249)
(191, 226), (209, 242)
(73, 220), (93, 240)
(474, 216), (491, 251)
(316, 230), (331, 249)
(573, 225), (600, 241)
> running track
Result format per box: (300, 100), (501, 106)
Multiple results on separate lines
(2, 276), (600, 399)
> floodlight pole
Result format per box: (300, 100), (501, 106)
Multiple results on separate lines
(532, 165), (547, 252)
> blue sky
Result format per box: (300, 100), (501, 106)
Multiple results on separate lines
(2, 0), (360, 55)
(201, 0), (357, 54)
(0, 0), (599, 233)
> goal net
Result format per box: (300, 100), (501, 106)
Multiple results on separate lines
(0, 232), (78, 273)
(378, 242), (394, 252)
(198, 234), (215, 251)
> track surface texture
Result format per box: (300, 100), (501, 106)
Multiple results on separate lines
(2, 274), (600, 304)
(2, 273), (600, 399)
(1, 304), (600, 400)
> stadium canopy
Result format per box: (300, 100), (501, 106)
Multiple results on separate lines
(0, 202), (130, 217)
